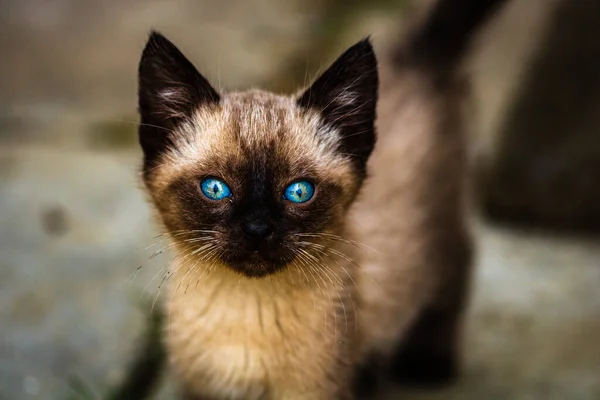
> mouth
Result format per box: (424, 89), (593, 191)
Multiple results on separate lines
(221, 249), (292, 278)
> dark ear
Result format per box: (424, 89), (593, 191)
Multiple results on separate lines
(297, 38), (378, 175)
(138, 31), (219, 169)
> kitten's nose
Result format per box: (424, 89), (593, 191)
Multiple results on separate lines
(243, 220), (273, 241)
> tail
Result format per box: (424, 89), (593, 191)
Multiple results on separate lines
(395, 0), (509, 73)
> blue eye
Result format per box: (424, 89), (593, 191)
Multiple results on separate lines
(200, 177), (232, 201)
(283, 181), (315, 204)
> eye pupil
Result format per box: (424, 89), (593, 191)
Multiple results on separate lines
(200, 178), (231, 201)
(284, 181), (314, 204)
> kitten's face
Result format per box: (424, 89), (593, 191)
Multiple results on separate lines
(138, 32), (378, 278)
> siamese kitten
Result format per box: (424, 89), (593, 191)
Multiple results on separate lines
(136, 0), (507, 398)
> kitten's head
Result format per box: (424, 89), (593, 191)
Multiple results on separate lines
(138, 32), (378, 278)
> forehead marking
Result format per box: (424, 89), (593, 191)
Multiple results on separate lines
(154, 91), (355, 192)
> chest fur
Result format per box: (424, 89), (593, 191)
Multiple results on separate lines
(166, 267), (351, 399)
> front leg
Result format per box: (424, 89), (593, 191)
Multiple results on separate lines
(278, 301), (360, 400)
(276, 342), (358, 400)
(180, 355), (356, 400)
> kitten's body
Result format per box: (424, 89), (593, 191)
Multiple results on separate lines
(353, 65), (471, 355)
(137, 0), (507, 398)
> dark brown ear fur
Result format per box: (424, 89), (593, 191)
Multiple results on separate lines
(297, 38), (378, 178)
(138, 31), (220, 171)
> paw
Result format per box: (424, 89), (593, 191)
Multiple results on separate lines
(390, 348), (458, 389)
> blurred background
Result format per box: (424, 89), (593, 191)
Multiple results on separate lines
(1, 0), (599, 398)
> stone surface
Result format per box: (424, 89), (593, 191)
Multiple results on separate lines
(0, 147), (168, 399)
(0, 0), (313, 149)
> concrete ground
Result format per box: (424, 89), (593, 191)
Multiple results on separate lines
(1, 147), (599, 399)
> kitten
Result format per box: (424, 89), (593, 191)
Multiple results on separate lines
(136, 0), (507, 398)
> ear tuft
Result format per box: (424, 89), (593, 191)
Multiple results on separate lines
(297, 38), (379, 175)
(138, 31), (219, 170)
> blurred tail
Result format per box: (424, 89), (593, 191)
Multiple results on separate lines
(395, 0), (509, 74)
